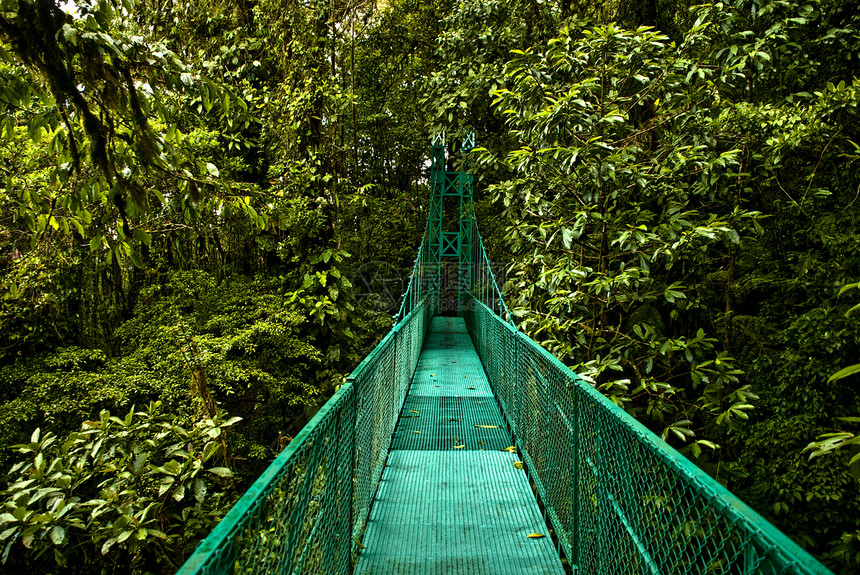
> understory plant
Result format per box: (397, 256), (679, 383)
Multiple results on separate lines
(0, 403), (239, 573)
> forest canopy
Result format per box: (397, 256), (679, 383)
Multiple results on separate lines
(1, 0), (859, 572)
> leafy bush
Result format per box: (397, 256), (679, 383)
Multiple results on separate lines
(0, 403), (240, 574)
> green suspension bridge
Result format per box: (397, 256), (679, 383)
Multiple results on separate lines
(178, 135), (833, 575)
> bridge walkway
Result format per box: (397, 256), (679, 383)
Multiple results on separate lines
(353, 317), (565, 574)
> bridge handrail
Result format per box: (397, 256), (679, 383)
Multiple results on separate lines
(463, 292), (832, 575)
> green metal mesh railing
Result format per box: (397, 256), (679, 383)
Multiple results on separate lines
(177, 232), (436, 575)
(456, 177), (831, 573)
(462, 292), (832, 575)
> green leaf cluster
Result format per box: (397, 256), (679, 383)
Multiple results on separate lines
(0, 404), (239, 572)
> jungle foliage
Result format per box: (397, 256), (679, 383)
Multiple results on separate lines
(1, 0), (859, 572)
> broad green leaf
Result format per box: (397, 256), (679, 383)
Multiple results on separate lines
(828, 364), (860, 383)
(172, 484), (185, 502)
(207, 467), (232, 477)
(0, 514), (16, 525)
(193, 478), (207, 503)
(117, 530), (133, 544)
(158, 477), (175, 496)
(132, 228), (152, 247)
(0, 527), (17, 541)
(101, 536), (118, 555)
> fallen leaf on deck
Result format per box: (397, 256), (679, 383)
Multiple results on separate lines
(474, 425), (499, 429)
(413, 431), (421, 434)
(513, 461), (523, 469)
(527, 533), (545, 539)
(448, 418), (460, 421)
(503, 446), (516, 453)
(454, 444), (465, 449)
(409, 410), (419, 413)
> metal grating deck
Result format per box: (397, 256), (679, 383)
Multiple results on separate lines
(354, 317), (565, 574)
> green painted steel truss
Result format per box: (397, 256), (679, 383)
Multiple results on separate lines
(429, 132), (474, 305)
